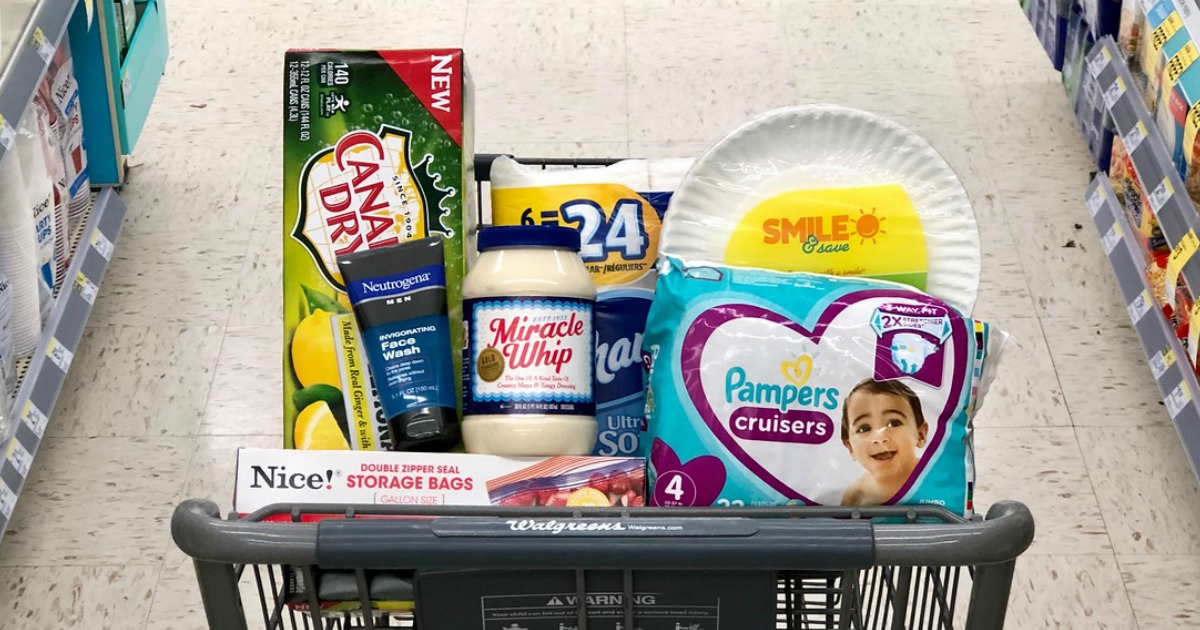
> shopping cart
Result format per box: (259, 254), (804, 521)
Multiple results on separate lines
(170, 155), (1034, 629)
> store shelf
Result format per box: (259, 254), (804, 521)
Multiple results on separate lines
(0, 0), (76, 167)
(0, 187), (126, 541)
(1086, 37), (1200, 481)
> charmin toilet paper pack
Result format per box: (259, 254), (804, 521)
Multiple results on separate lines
(642, 257), (1003, 516)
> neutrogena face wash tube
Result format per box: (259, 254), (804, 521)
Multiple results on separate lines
(337, 237), (459, 451)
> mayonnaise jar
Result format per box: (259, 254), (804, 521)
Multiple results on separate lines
(462, 225), (598, 456)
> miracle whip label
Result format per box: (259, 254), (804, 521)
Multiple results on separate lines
(463, 297), (595, 416)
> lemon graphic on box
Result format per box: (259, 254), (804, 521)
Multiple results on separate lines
(291, 309), (341, 389)
(294, 401), (350, 450)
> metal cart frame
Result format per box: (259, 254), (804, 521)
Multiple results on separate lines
(172, 499), (1034, 630)
(172, 155), (1034, 629)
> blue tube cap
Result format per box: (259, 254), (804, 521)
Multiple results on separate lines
(477, 225), (581, 252)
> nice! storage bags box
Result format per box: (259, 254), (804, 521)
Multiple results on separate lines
(234, 448), (645, 520)
(283, 50), (474, 450)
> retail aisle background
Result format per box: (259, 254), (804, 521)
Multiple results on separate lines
(0, 0), (1196, 627)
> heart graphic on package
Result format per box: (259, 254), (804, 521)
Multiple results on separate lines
(665, 292), (970, 506)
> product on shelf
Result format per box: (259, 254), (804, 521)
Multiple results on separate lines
(233, 448), (645, 519)
(43, 47), (91, 222)
(461, 226), (598, 457)
(337, 237), (458, 452)
(1139, 1), (1189, 116)
(0, 152), (41, 356)
(1118, 0), (1145, 60)
(660, 105), (980, 315)
(16, 109), (57, 316)
(488, 156), (691, 457)
(282, 49), (474, 451)
(30, 94), (70, 288)
(641, 257), (1002, 515)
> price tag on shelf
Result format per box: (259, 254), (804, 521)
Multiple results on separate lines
(0, 114), (14, 151)
(45, 338), (73, 373)
(1103, 77), (1127, 108)
(30, 27), (54, 64)
(1168, 41), (1200, 85)
(73, 272), (97, 305)
(0, 484), (15, 520)
(1150, 178), (1176, 213)
(1128, 290), (1154, 323)
(1103, 223), (1125, 255)
(1088, 185), (1107, 217)
(1190, 302), (1200, 365)
(1153, 12), (1185, 51)
(1165, 229), (1199, 308)
(90, 230), (113, 261)
(1090, 47), (1113, 78)
(22, 402), (48, 440)
(1151, 348), (1178, 379)
(1166, 381), (1192, 418)
(1125, 120), (1149, 155)
(6, 441), (32, 479)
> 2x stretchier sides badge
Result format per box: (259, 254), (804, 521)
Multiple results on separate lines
(293, 124), (455, 290)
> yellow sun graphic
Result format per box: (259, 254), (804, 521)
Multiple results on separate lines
(854, 208), (886, 244)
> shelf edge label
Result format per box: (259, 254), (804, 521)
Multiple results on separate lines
(0, 484), (15, 519)
(30, 27), (54, 63)
(22, 402), (48, 439)
(1090, 47), (1113, 78)
(1103, 223), (1125, 255)
(90, 230), (114, 261)
(1166, 381), (1192, 418)
(0, 115), (14, 151)
(1125, 120), (1149, 155)
(6, 441), (32, 479)
(1150, 178), (1176, 213)
(73, 272), (97, 305)
(1151, 348), (1177, 379)
(1129, 290), (1154, 323)
(1103, 77), (1127, 109)
(1088, 184), (1107, 217)
(46, 338), (73, 373)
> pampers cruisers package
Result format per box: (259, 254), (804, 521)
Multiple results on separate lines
(488, 156), (692, 456)
(283, 49), (474, 451)
(642, 257), (1002, 515)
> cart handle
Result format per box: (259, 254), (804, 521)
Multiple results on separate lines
(172, 500), (1032, 570)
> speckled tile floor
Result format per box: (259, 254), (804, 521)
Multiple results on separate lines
(1, 0), (1198, 628)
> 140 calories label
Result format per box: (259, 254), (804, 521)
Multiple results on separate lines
(464, 297), (595, 416)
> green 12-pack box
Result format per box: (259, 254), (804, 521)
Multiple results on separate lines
(283, 49), (474, 451)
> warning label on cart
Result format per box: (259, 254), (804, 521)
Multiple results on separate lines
(480, 591), (721, 630)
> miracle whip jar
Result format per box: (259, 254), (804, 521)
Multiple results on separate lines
(462, 225), (598, 456)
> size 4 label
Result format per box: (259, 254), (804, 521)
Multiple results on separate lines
(1151, 348), (1177, 379)
(1150, 178), (1175, 213)
(90, 230), (113, 261)
(74, 272), (97, 305)
(1103, 77), (1127, 108)
(1166, 382), (1192, 418)
(1088, 185), (1107, 217)
(1129, 291), (1154, 323)
(6, 441), (32, 479)
(1103, 223), (1125, 254)
(46, 338), (73, 372)
(22, 402), (48, 439)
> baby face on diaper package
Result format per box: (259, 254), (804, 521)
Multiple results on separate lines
(642, 257), (1001, 515)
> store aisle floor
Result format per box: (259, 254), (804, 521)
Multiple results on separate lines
(1, 0), (1198, 627)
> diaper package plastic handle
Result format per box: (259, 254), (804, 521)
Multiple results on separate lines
(642, 257), (1002, 515)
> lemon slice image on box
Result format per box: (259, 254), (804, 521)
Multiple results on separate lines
(661, 105), (981, 314)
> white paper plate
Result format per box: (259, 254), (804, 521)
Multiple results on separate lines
(661, 105), (981, 313)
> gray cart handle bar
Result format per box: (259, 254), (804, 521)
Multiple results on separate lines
(172, 499), (1033, 571)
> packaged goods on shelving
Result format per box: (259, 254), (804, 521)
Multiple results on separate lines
(642, 257), (1002, 515)
(0, 151), (42, 356)
(488, 157), (691, 457)
(0, 271), (13, 397)
(42, 47), (91, 222)
(233, 448), (645, 519)
(16, 110), (57, 316)
(283, 49), (474, 452)
(1119, 0), (1146, 59)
